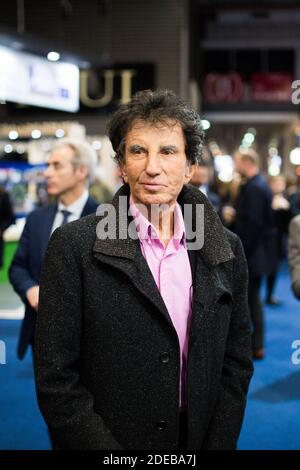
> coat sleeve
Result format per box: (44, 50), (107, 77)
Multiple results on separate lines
(34, 226), (123, 450)
(236, 185), (271, 256)
(202, 235), (254, 449)
(288, 216), (300, 299)
(9, 213), (39, 302)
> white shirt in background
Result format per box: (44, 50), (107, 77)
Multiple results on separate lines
(51, 189), (89, 234)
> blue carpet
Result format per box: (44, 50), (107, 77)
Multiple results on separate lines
(238, 262), (300, 450)
(0, 262), (300, 450)
(0, 319), (51, 450)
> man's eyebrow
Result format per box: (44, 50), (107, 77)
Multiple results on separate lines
(127, 144), (146, 151)
(160, 145), (179, 151)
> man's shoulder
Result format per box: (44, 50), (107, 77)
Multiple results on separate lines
(222, 227), (243, 257)
(25, 204), (56, 224)
(52, 213), (99, 246)
(248, 174), (269, 192)
(223, 226), (238, 245)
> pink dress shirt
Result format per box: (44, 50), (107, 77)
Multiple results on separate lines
(129, 197), (193, 408)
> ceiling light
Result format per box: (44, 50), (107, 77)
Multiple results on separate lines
(31, 129), (41, 139)
(47, 51), (60, 62)
(9, 130), (19, 140)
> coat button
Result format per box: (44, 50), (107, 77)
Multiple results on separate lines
(160, 352), (170, 364)
(155, 420), (167, 431)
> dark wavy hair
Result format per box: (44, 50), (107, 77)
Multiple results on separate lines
(107, 89), (204, 166)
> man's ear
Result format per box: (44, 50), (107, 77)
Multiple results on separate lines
(120, 164), (128, 183)
(77, 165), (89, 182)
(184, 163), (195, 184)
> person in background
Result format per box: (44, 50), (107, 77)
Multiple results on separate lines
(34, 89), (253, 450)
(189, 162), (221, 213)
(288, 187), (300, 218)
(9, 139), (99, 360)
(288, 214), (300, 299)
(89, 167), (113, 204)
(234, 148), (276, 360)
(266, 175), (291, 305)
(0, 187), (15, 270)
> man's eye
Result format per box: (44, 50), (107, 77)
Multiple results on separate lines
(162, 149), (175, 155)
(130, 146), (144, 154)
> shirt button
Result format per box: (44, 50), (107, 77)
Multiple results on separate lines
(160, 352), (170, 364)
(155, 420), (167, 431)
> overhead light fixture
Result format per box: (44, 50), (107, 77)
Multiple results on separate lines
(201, 119), (211, 131)
(31, 129), (42, 139)
(16, 145), (25, 154)
(242, 133), (255, 147)
(9, 130), (19, 140)
(47, 51), (60, 62)
(290, 135), (300, 165)
(4, 144), (13, 153)
(55, 129), (65, 138)
(290, 147), (300, 165)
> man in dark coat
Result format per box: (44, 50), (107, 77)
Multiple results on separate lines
(9, 139), (98, 360)
(34, 90), (253, 450)
(0, 188), (15, 268)
(234, 149), (276, 359)
(189, 162), (222, 214)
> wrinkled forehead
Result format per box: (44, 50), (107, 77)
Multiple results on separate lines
(125, 119), (185, 143)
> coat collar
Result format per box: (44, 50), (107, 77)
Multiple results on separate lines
(93, 184), (235, 328)
(93, 183), (234, 268)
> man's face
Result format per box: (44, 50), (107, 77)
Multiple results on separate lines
(270, 176), (285, 194)
(44, 145), (87, 196)
(234, 153), (246, 177)
(121, 121), (194, 208)
(190, 165), (210, 186)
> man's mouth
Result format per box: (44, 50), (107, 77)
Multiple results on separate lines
(140, 182), (165, 188)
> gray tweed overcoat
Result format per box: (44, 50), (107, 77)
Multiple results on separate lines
(34, 183), (253, 450)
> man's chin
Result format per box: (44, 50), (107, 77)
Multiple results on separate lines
(134, 194), (173, 207)
(47, 187), (59, 196)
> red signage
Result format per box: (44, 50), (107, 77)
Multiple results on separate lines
(251, 73), (292, 102)
(203, 72), (292, 103)
(203, 73), (244, 103)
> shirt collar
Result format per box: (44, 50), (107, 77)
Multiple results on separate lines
(58, 189), (89, 216)
(129, 195), (186, 249)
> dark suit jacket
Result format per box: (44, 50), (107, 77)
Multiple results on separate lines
(0, 189), (15, 267)
(9, 196), (98, 359)
(34, 184), (253, 450)
(234, 174), (276, 278)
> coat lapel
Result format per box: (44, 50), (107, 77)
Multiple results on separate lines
(40, 204), (57, 258)
(188, 251), (233, 351)
(93, 186), (173, 328)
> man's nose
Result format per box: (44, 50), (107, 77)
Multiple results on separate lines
(44, 166), (52, 178)
(145, 153), (162, 176)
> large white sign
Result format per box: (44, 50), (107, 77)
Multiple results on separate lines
(0, 45), (79, 112)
